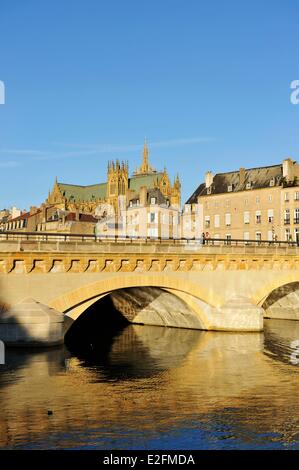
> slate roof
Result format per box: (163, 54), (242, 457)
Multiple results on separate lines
(57, 173), (163, 202)
(146, 188), (168, 205)
(186, 164), (284, 204)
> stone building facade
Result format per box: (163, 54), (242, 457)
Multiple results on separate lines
(187, 158), (299, 242)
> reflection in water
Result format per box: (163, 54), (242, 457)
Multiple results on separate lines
(0, 319), (299, 449)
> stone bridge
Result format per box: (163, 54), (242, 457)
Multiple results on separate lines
(1, 235), (299, 344)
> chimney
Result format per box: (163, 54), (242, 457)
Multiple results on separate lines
(140, 186), (147, 206)
(283, 158), (295, 183)
(205, 171), (214, 189)
(30, 206), (37, 215)
(239, 167), (245, 185)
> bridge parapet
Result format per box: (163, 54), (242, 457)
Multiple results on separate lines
(1, 239), (299, 256)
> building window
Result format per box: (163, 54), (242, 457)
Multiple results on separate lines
(246, 182), (252, 190)
(225, 213), (231, 226)
(255, 211), (261, 224)
(285, 228), (291, 241)
(214, 214), (220, 228)
(149, 212), (156, 223)
(294, 208), (299, 224)
(148, 227), (158, 238)
(225, 234), (232, 245)
(285, 192), (289, 202)
(268, 230), (273, 241)
(244, 198), (249, 206)
(295, 192), (299, 201)
(268, 209), (274, 223)
(150, 197), (156, 205)
(244, 211), (250, 224)
(269, 178), (275, 187)
(256, 232), (262, 241)
(227, 185), (233, 192)
(129, 201), (133, 207)
(256, 197), (260, 204)
(244, 232), (250, 241)
(284, 209), (290, 224)
(268, 195), (273, 203)
(205, 215), (210, 228)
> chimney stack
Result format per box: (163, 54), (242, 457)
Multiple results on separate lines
(239, 167), (245, 185)
(283, 158), (295, 183)
(205, 171), (214, 189)
(140, 186), (148, 206)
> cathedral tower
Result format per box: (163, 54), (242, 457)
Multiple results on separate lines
(107, 159), (129, 211)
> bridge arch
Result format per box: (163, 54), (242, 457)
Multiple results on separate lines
(48, 273), (216, 332)
(254, 272), (299, 307)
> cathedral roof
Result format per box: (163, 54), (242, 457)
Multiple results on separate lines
(57, 173), (164, 202)
(57, 182), (107, 202)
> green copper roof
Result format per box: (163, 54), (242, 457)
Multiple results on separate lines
(58, 183), (107, 202)
(128, 173), (163, 192)
(58, 172), (163, 202)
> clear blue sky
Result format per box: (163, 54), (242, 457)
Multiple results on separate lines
(0, 0), (298, 210)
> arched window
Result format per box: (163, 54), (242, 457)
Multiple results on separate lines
(110, 178), (116, 195)
(119, 178), (126, 195)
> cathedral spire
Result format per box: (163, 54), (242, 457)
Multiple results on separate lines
(141, 139), (149, 173)
(134, 139), (157, 175)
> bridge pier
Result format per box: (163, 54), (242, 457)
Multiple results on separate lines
(212, 296), (264, 331)
(0, 298), (64, 346)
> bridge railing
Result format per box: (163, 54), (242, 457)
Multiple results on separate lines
(0, 230), (298, 248)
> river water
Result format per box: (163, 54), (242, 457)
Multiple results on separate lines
(0, 319), (299, 450)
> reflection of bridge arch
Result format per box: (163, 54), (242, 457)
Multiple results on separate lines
(48, 274), (216, 331)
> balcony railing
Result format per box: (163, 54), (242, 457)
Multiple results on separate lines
(284, 219), (291, 225)
(294, 218), (299, 224)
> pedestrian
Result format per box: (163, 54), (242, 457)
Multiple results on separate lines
(200, 232), (206, 245)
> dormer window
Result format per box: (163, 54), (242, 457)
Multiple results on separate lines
(246, 182), (252, 190)
(207, 186), (212, 195)
(269, 178), (275, 187)
(227, 185), (233, 192)
(150, 197), (156, 205)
